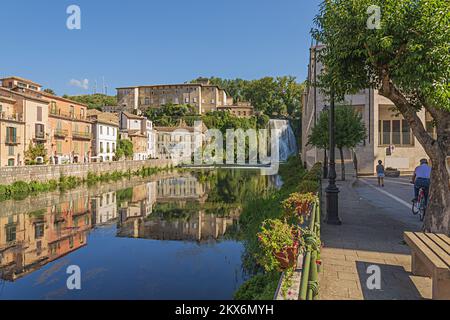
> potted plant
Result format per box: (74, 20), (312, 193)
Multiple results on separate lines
(385, 167), (401, 178)
(281, 192), (319, 224)
(257, 219), (304, 271)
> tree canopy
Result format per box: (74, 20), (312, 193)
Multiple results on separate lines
(308, 106), (367, 180)
(312, 0), (450, 233)
(190, 76), (305, 117)
(64, 94), (117, 110)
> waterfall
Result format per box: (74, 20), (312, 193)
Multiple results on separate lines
(269, 119), (298, 162)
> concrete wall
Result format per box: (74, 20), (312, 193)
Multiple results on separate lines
(0, 158), (176, 185)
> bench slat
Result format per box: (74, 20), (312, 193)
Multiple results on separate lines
(427, 234), (450, 256)
(436, 234), (450, 247)
(415, 233), (450, 268)
(404, 232), (448, 271)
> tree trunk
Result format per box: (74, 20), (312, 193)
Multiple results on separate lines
(424, 151), (450, 234)
(339, 147), (345, 181)
(379, 75), (450, 234)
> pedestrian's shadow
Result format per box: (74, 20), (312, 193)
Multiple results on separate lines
(355, 261), (426, 300)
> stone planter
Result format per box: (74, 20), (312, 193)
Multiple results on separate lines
(385, 169), (400, 178)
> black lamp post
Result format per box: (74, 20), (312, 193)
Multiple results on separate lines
(325, 90), (341, 225)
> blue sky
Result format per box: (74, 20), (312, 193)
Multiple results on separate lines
(0, 0), (322, 96)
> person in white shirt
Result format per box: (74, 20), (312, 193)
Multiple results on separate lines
(412, 159), (431, 206)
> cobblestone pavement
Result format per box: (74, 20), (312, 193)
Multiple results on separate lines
(318, 176), (432, 300)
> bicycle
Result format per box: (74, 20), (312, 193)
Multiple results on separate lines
(412, 187), (427, 222)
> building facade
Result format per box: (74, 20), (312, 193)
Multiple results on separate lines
(0, 80), (50, 165)
(44, 93), (92, 164)
(116, 83), (229, 115)
(0, 95), (25, 166)
(217, 101), (255, 118)
(302, 45), (429, 175)
(87, 110), (118, 162)
(119, 112), (156, 160)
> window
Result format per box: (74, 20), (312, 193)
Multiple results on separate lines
(70, 106), (74, 118)
(35, 124), (44, 138)
(57, 141), (62, 154)
(382, 120), (391, 145)
(6, 127), (17, 143)
(379, 119), (413, 146)
(392, 120), (401, 145)
(426, 121), (437, 139)
(74, 142), (79, 153)
(37, 107), (42, 121)
(100, 126), (103, 134)
(112, 143), (115, 151)
(6, 223), (16, 242)
(107, 127), (110, 135)
(7, 158), (14, 166)
(8, 146), (14, 156)
(100, 142), (104, 153)
(35, 223), (45, 239)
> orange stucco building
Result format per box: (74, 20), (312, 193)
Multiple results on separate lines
(44, 93), (92, 164)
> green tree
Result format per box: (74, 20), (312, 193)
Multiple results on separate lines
(43, 88), (56, 95)
(24, 143), (47, 165)
(308, 107), (367, 180)
(115, 139), (134, 160)
(313, 0), (450, 233)
(65, 94), (117, 110)
(307, 109), (329, 175)
(191, 76), (305, 117)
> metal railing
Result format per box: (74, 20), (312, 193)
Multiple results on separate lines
(54, 128), (69, 137)
(299, 198), (321, 300)
(72, 131), (91, 140)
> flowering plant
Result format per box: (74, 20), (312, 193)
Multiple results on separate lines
(257, 219), (304, 272)
(281, 192), (318, 223)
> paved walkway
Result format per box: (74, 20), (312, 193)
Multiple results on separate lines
(318, 175), (432, 300)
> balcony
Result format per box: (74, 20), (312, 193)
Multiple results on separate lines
(5, 136), (21, 145)
(54, 128), (69, 138)
(33, 132), (47, 142)
(72, 131), (92, 140)
(50, 108), (86, 121)
(0, 112), (23, 122)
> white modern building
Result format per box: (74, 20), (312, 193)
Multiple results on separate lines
(119, 112), (156, 160)
(302, 44), (429, 175)
(91, 191), (118, 225)
(88, 110), (119, 161)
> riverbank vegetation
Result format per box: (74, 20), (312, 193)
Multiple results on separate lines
(0, 165), (175, 202)
(234, 157), (322, 300)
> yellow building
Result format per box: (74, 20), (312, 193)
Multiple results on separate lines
(0, 95), (25, 166)
(116, 82), (229, 115)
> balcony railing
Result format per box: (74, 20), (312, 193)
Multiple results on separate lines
(0, 112), (23, 122)
(33, 132), (46, 141)
(50, 108), (86, 121)
(54, 128), (69, 137)
(5, 136), (21, 145)
(72, 131), (91, 140)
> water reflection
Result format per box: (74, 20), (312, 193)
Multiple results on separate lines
(0, 170), (275, 299)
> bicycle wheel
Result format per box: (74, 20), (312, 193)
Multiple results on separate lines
(412, 200), (419, 215)
(419, 198), (426, 221)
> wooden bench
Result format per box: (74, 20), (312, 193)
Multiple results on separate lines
(404, 232), (450, 300)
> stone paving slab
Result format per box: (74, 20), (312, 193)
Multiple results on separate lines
(318, 178), (432, 300)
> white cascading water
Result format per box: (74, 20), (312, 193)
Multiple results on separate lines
(269, 119), (298, 161)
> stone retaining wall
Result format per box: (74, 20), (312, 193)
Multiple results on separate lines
(0, 159), (176, 185)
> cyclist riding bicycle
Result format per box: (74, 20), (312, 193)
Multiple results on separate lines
(412, 159), (431, 206)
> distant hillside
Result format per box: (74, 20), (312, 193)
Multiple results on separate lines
(63, 94), (117, 110)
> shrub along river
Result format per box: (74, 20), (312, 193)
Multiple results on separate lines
(0, 169), (279, 300)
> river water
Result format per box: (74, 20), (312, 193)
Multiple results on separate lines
(0, 169), (276, 300)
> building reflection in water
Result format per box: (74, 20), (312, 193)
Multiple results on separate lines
(0, 197), (91, 281)
(0, 171), (271, 281)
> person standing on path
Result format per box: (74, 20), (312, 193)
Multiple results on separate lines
(376, 160), (385, 187)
